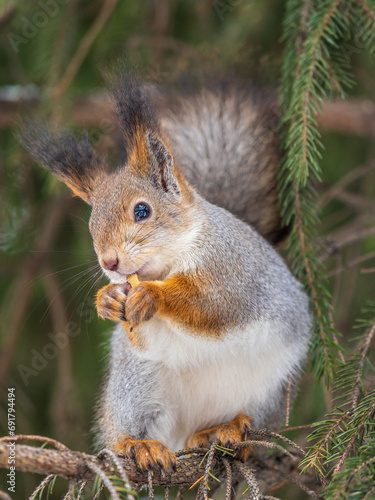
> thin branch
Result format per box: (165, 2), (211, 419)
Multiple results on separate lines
(352, 321), (375, 408)
(332, 433), (358, 475)
(236, 440), (295, 460)
(333, 190), (375, 210)
(297, 0), (343, 180)
(317, 99), (375, 137)
(293, 182), (330, 366)
(303, 412), (351, 470)
(47, 0), (79, 92)
(358, 0), (375, 24)
(232, 462), (261, 500)
(321, 225), (375, 261)
(352, 456), (375, 477)
(327, 251), (375, 277)
(0, 434), (68, 451)
(3, 91), (375, 136)
(148, 471), (155, 500)
(332, 402), (375, 479)
(29, 474), (56, 500)
(165, 486), (170, 500)
(92, 484), (104, 500)
(76, 480), (87, 500)
(97, 448), (135, 500)
(86, 460), (121, 500)
(62, 481), (75, 500)
(361, 267), (375, 274)
(363, 486), (375, 500)
(44, 270), (76, 441)
(319, 162), (375, 208)
(0, 6), (17, 28)
(0, 197), (72, 393)
(280, 469), (319, 499)
(222, 458), (232, 500)
(277, 424), (313, 433)
(52, 0), (119, 101)
(176, 485), (188, 500)
(251, 426), (306, 456)
(196, 439), (219, 500)
(0, 491), (12, 500)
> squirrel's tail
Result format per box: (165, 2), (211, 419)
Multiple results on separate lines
(152, 81), (285, 244)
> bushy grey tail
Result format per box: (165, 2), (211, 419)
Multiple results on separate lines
(153, 81), (285, 243)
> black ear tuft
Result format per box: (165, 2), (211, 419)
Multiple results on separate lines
(18, 119), (108, 204)
(146, 132), (180, 196)
(103, 68), (160, 153)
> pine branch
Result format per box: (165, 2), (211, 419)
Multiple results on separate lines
(0, 436), (322, 498)
(301, 411), (350, 474)
(280, 0), (355, 383)
(301, 304), (375, 497)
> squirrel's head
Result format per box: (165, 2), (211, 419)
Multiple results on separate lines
(19, 71), (198, 282)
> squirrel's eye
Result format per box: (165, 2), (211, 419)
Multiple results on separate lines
(134, 203), (151, 222)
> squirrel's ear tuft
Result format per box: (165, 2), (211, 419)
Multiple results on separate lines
(146, 132), (180, 196)
(104, 68), (160, 156)
(18, 120), (109, 204)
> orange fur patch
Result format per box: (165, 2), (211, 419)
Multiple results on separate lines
(136, 274), (227, 337)
(127, 128), (153, 178)
(124, 324), (146, 349)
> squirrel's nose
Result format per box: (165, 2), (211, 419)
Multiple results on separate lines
(101, 254), (119, 272)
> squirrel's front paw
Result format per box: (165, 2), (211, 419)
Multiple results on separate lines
(125, 282), (160, 328)
(96, 283), (128, 322)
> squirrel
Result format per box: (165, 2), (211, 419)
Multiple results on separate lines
(20, 70), (312, 471)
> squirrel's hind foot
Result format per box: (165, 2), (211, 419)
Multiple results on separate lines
(113, 435), (177, 472)
(186, 413), (252, 462)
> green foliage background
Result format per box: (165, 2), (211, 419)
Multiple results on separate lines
(0, 0), (374, 498)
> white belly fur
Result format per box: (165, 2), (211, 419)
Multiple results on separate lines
(134, 317), (308, 451)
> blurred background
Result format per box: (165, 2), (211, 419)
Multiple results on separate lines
(0, 0), (374, 498)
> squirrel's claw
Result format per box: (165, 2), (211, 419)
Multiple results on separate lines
(114, 435), (177, 472)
